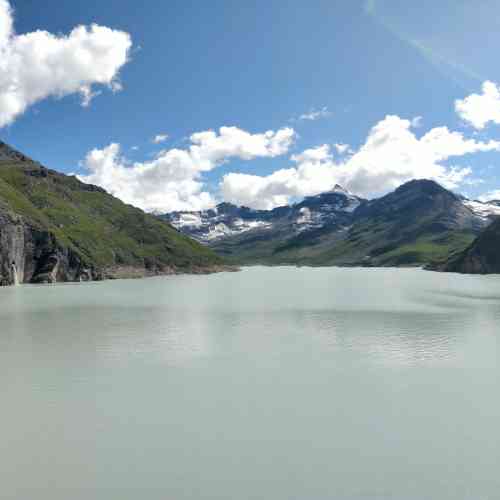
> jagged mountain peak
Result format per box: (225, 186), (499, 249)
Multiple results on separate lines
(474, 198), (500, 207)
(392, 178), (456, 197)
(215, 201), (238, 210)
(302, 184), (353, 199)
(214, 201), (252, 214)
(330, 184), (351, 195)
(163, 185), (366, 244)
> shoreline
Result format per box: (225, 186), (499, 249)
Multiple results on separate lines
(102, 264), (240, 280)
(0, 264), (240, 287)
(5, 262), (500, 287)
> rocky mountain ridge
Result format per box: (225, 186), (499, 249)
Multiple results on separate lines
(163, 180), (500, 267)
(164, 185), (365, 243)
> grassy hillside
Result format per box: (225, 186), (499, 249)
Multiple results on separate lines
(0, 160), (225, 278)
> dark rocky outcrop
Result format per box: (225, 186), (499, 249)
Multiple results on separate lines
(431, 217), (500, 274)
(1, 197), (108, 285)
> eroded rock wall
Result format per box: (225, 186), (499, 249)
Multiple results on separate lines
(0, 208), (26, 285)
(0, 206), (94, 285)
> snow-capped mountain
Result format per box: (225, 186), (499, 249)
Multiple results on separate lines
(461, 198), (500, 223)
(161, 180), (500, 267)
(163, 182), (500, 245)
(163, 185), (364, 243)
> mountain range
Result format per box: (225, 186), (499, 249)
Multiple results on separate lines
(0, 141), (227, 286)
(163, 180), (500, 268)
(2, 138), (500, 285)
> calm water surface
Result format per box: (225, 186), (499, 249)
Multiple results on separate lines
(1, 267), (499, 500)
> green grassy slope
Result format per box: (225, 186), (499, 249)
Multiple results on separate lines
(0, 161), (224, 275)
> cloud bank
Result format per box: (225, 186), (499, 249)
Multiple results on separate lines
(79, 78), (500, 213)
(0, 0), (132, 127)
(221, 115), (500, 209)
(79, 126), (296, 213)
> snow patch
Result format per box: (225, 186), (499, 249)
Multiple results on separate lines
(463, 199), (500, 220)
(175, 213), (203, 228)
(296, 207), (312, 224)
(343, 198), (361, 213)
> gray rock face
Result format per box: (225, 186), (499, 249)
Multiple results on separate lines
(0, 201), (97, 286)
(432, 216), (500, 274)
(0, 141), (99, 286)
(0, 206), (26, 285)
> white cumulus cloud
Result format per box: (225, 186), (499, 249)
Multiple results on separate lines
(79, 143), (214, 214)
(479, 189), (500, 202)
(152, 134), (169, 144)
(0, 0), (132, 127)
(334, 143), (351, 155)
(221, 115), (500, 209)
(455, 81), (500, 129)
(78, 126), (296, 213)
(297, 106), (331, 121)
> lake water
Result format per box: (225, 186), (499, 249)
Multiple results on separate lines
(1, 267), (499, 500)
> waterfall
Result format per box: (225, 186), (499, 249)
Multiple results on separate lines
(11, 263), (19, 286)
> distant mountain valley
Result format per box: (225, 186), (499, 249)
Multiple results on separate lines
(163, 180), (500, 269)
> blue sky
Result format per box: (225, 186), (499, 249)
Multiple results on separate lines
(2, 0), (500, 211)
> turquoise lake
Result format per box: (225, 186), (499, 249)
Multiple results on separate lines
(1, 267), (499, 500)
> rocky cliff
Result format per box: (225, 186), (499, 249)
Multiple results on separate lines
(0, 208), (89, 285)
(430, 216), (500, 274)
